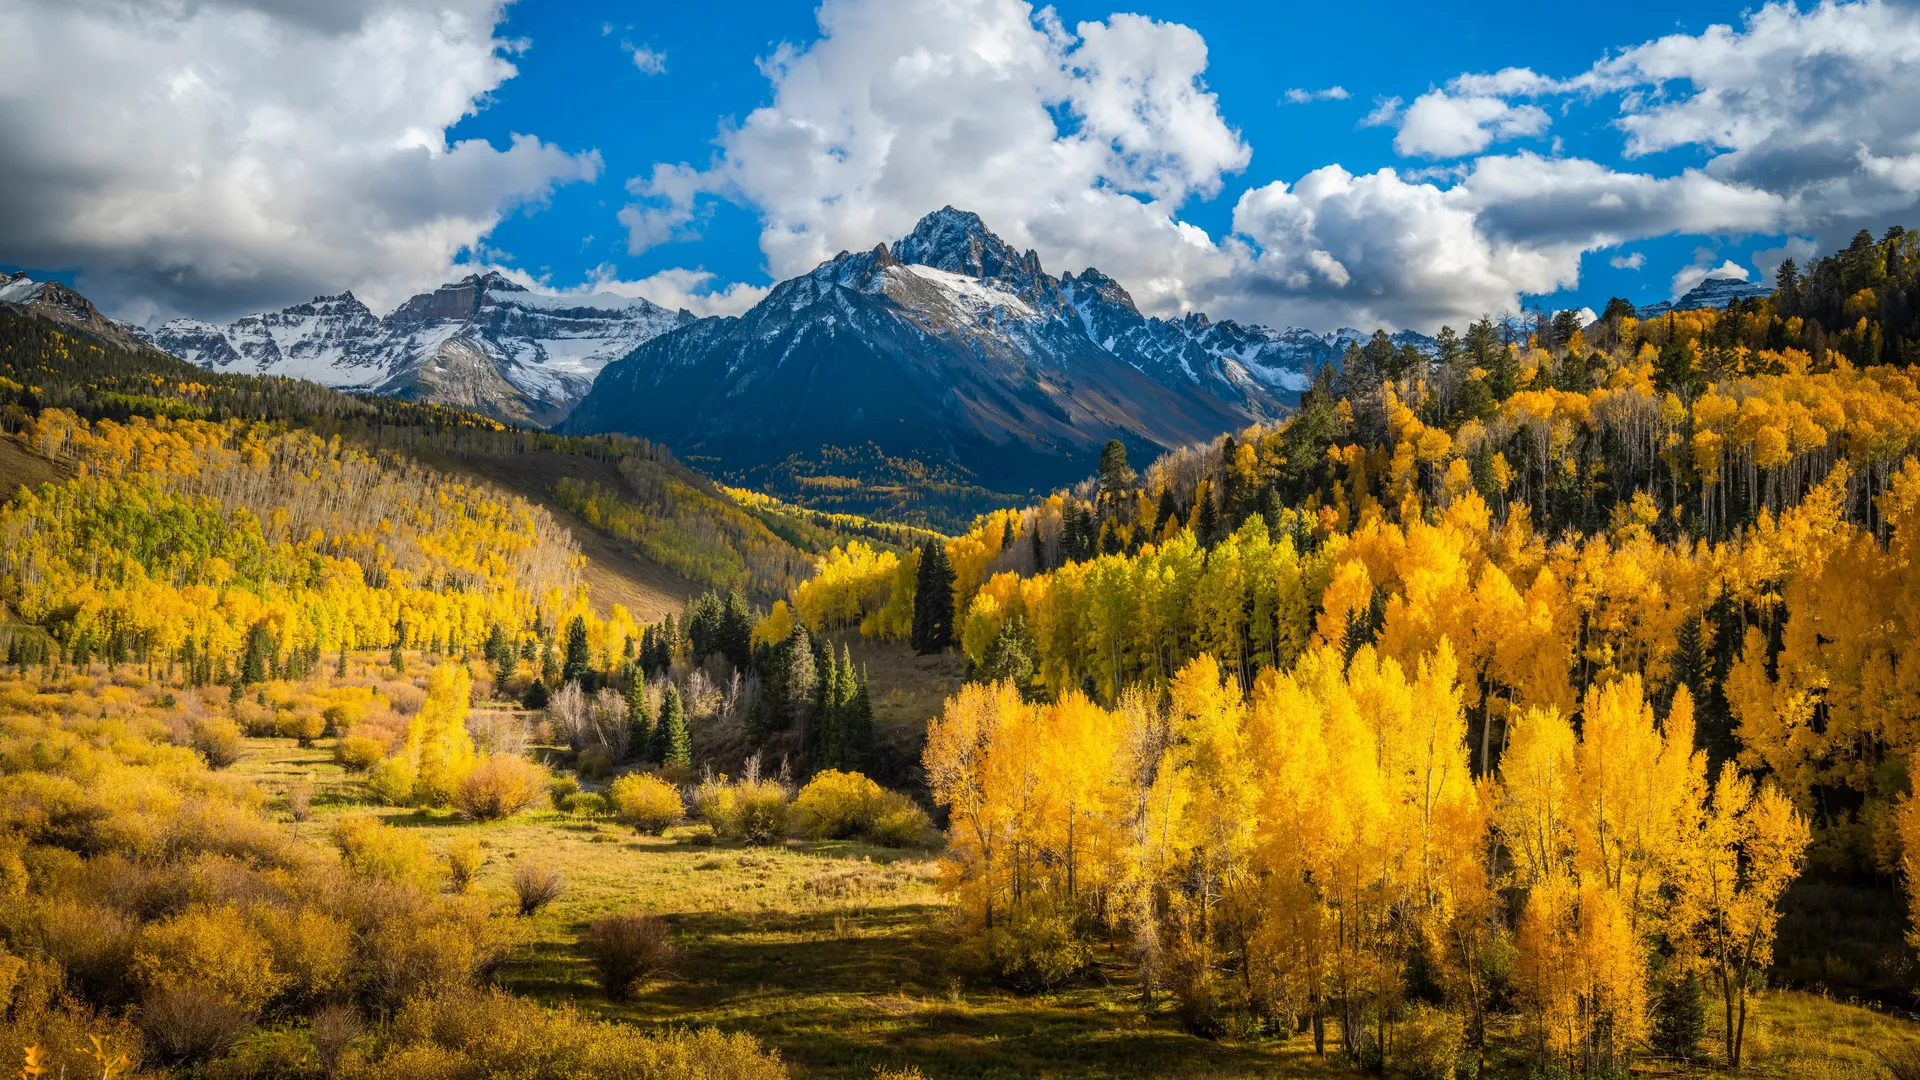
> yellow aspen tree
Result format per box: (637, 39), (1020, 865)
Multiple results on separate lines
(406, 663), (477, 806)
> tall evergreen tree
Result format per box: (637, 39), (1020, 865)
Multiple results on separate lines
(654, 683), (690, 768)
(240, 622), (272, 685)
(911, 539), (956, 654)
(1194, 482), (1220, 549)
(1097, 439), (1134, 504)
(561, 615), (591, 686)
(718, 589), (755, 669)
(845, 667), (874, 774)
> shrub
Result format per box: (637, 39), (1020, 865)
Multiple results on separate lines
(365, 756), (416, 806)
(286, 784), (312, 823)
(191, 717), (243, 769)
(444, 836), (484, 894)
(548, 773), (581, 809)
(250, 907), (353, 1006)
(454, 755), (549, 821)
(979, 903), (1090, 994)
(330, 814), (439, 890)
(560, 791), (610, 817)
(868, 798), (932, 848)
(365, 913), (487, 1005)
(1391, 1004), (1464, 1080)
(140, 987), (254, 1064)
(333, 735), (385, 772)
(791, 770), (885, 840)
(580, 913), (675, 1000)
(697, 779), (790, 844)
(790, 770), (931, 846)
(607, 774), (683, 835)
(512, 859), (565, 916)
(276, 709), (326, 746)
(130, 905), (285, 1012)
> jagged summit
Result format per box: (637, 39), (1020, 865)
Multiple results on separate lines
(889, 206), (1043, 284)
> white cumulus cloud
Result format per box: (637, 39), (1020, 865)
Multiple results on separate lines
(1392, 90), (1550, 158)
(0, 0), (600, 323)
(1610, 252), (1646, 270)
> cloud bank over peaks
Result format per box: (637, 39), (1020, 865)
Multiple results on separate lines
(0, 0), (600, 324)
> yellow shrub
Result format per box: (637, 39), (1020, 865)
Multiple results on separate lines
(366, 756), (417, 806)
(607, 774), (683, 835)
(697, 779), (789, 844)
(131, 905), (285, 1011)
(335, 735), (386, 772)
(454, 755), (549, 821)
(791, 770), (886, 840)
(321, 687), (377, 733)
(791, 770), (930, 847)
(330, 814), (439, 890)
(250, 907), (353, 1005)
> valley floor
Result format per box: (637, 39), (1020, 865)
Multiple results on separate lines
(235, 734), (1920, 1080)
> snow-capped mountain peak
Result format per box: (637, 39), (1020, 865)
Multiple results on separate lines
(147, 273), (692, 424)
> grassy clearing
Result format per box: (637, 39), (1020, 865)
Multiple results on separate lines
(234, 736), (1920, 1080)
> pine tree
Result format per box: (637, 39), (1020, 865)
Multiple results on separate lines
(1154, 485), (1178, 534)
(654, 684), (691, 768)
(1195, 483), (1219, 549)
(523, 676), (549, 711)
(561, 615), (591, 686)
(1001, 514), (1017, 557)
(846, 666), (874, 772)
(240, 622), (272, 685)
(624, 674), (653, 761)
(912, 539), (956, 654)
(541, 635), (561, 686)
(719, 589), (755, 669)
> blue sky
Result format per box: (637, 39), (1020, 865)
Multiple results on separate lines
(5, 0), (1919, 333)
(462, 0), (1762, 319)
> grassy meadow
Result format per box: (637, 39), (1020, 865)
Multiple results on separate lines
(224, 726), (1920, 1080)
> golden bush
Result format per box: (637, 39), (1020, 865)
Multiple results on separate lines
(130, 905), (285, 1012)
(330, 814), (439, 891)
(454, 755), (549, 821)
(607, 774), (683, 835)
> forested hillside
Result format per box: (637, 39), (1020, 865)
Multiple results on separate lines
(764, 235), (1920, 1073)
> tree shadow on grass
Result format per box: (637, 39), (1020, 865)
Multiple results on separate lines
(499, 903), (1304, 1080)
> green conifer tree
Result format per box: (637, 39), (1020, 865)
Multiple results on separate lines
(561, 615), (591, 686)
(654, 684), (691, 768)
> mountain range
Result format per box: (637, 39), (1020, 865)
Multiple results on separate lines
(562, 208), (1421, 492)
(134, 273), (690, 424)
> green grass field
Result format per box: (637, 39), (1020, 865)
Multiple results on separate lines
(234, 736), (1920, 1080)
